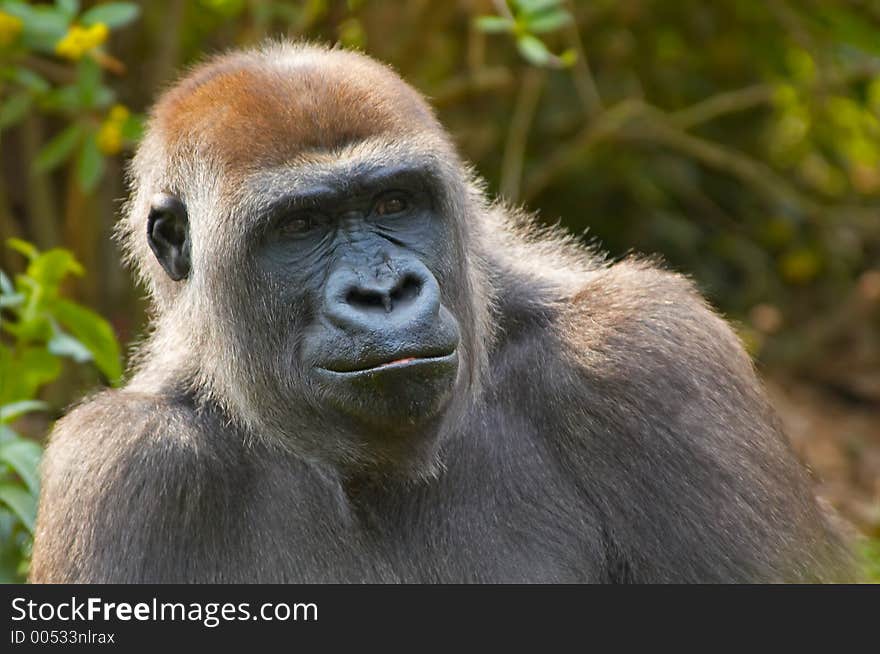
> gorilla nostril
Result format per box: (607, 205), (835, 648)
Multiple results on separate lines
(346, 288), (391, 313)
(391, 274), (422, 305)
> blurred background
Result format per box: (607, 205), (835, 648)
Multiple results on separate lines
(0, 0), (878, 581)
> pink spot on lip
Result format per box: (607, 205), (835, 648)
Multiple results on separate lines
(379, 357), (417, 367)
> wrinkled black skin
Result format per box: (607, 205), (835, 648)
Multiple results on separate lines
(31, 166), (850, 583)
(260, 165), (462, 437)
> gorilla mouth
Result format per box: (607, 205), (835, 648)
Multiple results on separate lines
(318, 349), (458, 376)
(311, 347), (459, 428)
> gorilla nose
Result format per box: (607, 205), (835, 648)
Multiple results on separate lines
(324, 264), (440, 333)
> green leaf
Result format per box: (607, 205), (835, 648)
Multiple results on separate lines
(80, 2), (140, 29)
(3, 303), (53, 344)
(815, 7), (880, 57)
(515, 0), (564, 12)
(0, 426), (19, 445)
(1, 1), (68, 30)
(0, 277), (19, 308)
(0, 294), (24, 309)
(55, 0), (80, 19)
(40, 86), (81, 112)
(8, 349), (62, 402)
(0, 509), (25, 583)
(32, 124), (84, 174)
(53, 299), (121, 384)
(0, 484), (37, 534)
(0, 351), (13, 408)
(0, 401), (48, 424)
(12, 67), (51, 94)
(0, 93), (33, 131)
(526, 9), (571, 33)
(0, 271), (14, 296)
(75, 57), (101, 109)
(6, 238), (38, 261)
(26, 248), (84, 292)
(558, 48), (577, 68)
(516, 34), (552, 66)
(94, 85), (116, 110)
(5, 1), (71, 53)
(120, 113), (144, 142)
(76, 134), (105, 192)
(48, 328), (93, 364)
(0, 440), (42, 494)
(0, 1), (33, 20)
(474, 15), (515, 34)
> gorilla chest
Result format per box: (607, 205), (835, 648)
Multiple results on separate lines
(242, 446), (603, 583)
(359, 495), (602, 583)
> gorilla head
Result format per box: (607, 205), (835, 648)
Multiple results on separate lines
(120, 44), (493, 472)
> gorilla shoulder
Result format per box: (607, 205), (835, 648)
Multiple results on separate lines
(30, 390), (212, 582)
(546, 257), (782, 458)
(40, 389), (206, 473)
(487, 251), (762, 431)
(559, 258), (756, 394)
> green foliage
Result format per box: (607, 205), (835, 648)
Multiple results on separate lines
(0, 239), (122, 581)
(79, 2), (140, 29)
(0, 0), (143, 189)
(32, 123), (84, 173)
(2, 238), (122, 387)
(860, 538), (880, 583)
(475, 0), (575, 68)
(75, 130), (104, 191)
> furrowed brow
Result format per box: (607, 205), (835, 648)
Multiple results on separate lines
(255, 163), (436, 222)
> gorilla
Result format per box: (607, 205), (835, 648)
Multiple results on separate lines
(31, 43), (851, 583)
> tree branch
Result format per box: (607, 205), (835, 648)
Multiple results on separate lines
(522, 98), (647, 202)
(564, 0), (603, 117)
(671, 61), (880, 130)
(500, 67), (545, 202)
(670, 84), (775, 130)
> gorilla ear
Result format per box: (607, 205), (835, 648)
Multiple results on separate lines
(147, 193), (190, 281)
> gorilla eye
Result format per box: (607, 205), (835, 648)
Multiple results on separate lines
(374, 193), (409, 216)
(280, 213), (317, 236)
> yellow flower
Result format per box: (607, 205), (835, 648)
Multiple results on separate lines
(109, 104), (130, 122)
(0, 11), (24, 47)
(96, 104), (131, 155)
(779, 248), (821, 285)
(54, 23), (109, 60)
(96, 122), (123, 155)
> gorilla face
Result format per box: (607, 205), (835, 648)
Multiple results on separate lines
(254, 161), (463, 439)
(146, 149), (478, 465)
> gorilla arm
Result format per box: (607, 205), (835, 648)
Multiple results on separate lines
(30, 389), (369, 584)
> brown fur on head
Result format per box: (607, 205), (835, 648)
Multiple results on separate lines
(152, 44), (440, 167)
